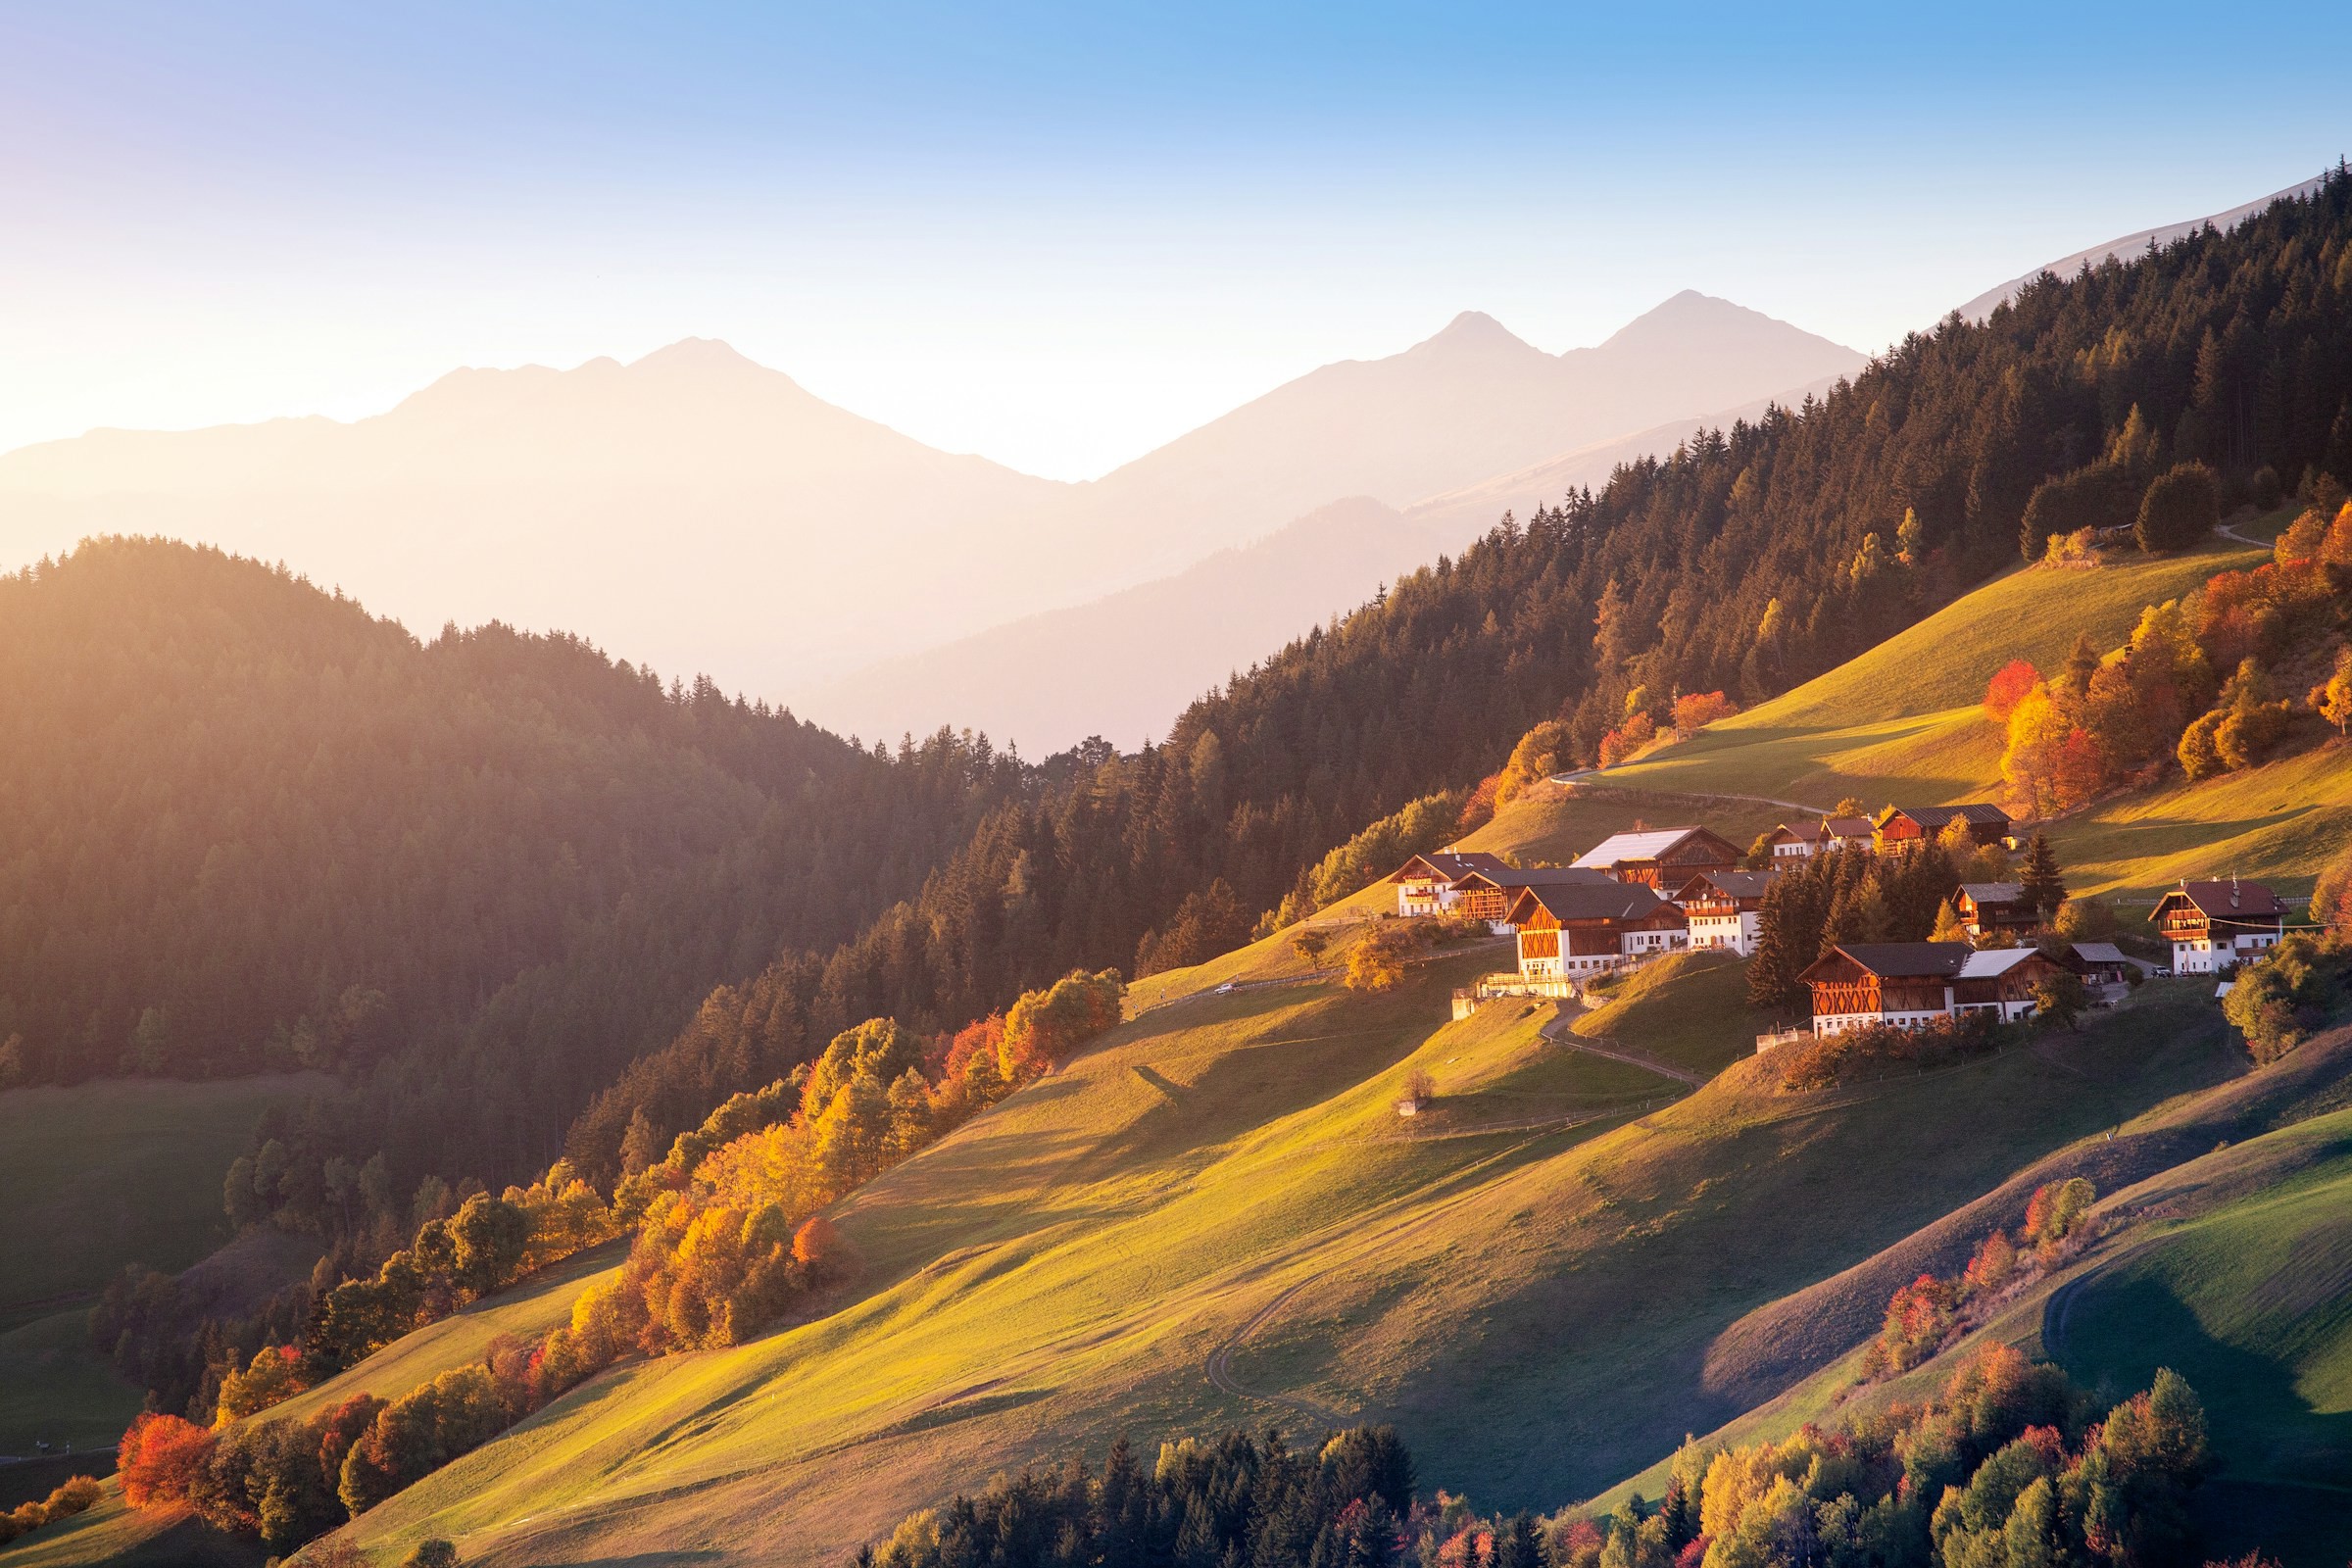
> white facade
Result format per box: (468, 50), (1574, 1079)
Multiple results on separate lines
(1689, 909), (1762, 955)
(1516, 927), (1687, 982)
(2172, 929), (2280, 974)
(1395, 877), (1458, 917)
(1813, 1004), (1951, 1037)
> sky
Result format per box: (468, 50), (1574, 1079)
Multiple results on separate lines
(3, 2), (2348, 481)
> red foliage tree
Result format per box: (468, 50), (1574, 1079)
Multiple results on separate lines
(1984, 659), (2040, 721)
(118, 1411), (216, 1510)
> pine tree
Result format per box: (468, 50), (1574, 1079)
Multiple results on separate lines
(2019, 832), (2068, 919)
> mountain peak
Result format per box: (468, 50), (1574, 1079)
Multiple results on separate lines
(1411, 310), (1539, 358)
(629, 337), (769, 376)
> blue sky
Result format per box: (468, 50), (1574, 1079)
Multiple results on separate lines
(3, 2), (2346, 477)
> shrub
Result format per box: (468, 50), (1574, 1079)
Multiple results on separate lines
(1773, 1013), (2000, 1094)
(2135, 462), (2220, 554)
(1346, 925), (1421, 993)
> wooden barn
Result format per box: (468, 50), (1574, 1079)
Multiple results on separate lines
(1571, 826), (1741, 888)
(1873, 804), (2012, 854)
(1951, 881), (2037, 939)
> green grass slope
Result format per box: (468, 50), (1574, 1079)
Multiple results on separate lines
(1540, 526), (2352, 900)
(0, 1074), (323, 1332)
(234, 930), (2235, 1568)
(1594, 1026), (2352, 1565)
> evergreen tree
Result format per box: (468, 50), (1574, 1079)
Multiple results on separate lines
(2019, 832), (2068, 918)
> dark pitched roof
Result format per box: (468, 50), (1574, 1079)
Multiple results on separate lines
(1824, 815), (1876, 837)
(1390, 851), (1510, 884)
(1676, 869), (1776, 900)
(1508, 882), (1681, 923)
(1464, 864), (1618, 890)
(2158, 880), (2289, 919)
(2071, 942), (2130, 965)
(1956, 881), (2027, 906)
(1883, 803), (2012, 830)
(1815, 941), (1976, 979)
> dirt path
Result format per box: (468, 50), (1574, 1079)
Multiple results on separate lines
(2215, 517), (2270, 549)
(1537, 1002), (1705, 1086)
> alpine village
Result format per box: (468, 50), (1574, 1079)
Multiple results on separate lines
(10, 62), (2352, 1568)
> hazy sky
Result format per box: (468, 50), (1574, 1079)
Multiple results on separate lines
(4, 2), (2346, 480)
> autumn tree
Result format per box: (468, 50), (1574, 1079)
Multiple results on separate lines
(1983, 659), (2039, 722)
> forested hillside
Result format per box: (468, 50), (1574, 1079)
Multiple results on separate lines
(0, 537), (1023, 1178)
(12, 172), (2352, 1221)
(573, 169), (2352, 1175)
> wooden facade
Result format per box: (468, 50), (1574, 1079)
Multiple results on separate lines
(2151, 880), (2288, 974)
(1571, 826), (1742, 889)
(1797, 942), (2057, 1035)
(1873, 804), (2012, 855)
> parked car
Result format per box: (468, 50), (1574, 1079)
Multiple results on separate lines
(2152, 966), (2172, 978)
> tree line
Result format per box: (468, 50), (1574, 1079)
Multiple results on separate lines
(856, 1349), (2221, 1568)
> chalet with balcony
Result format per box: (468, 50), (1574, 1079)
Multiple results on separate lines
(1571, 826), (1742, 889)
(1873, 804), (2013, 854)
(1766, 815), (1876, 860)
(1951, 882), (2037, 939)
(1671, 869), (1776, 956)
(1451, 863), (1618, 929)
(1386, 852), (1615, 925)
(1389, 851), (1506, 916)
(2151, 879), (2288, 974)
(1799, 942), (2062, 1035)
(1505, 882), (1689, 982)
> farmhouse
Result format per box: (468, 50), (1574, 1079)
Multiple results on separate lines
(1951, 882), (2037, 939)
(1451, 863), (1618, 928)
(1388, 851), (1512, 916)
(1799, 942), (2063, 1035)
(1571, 826), (1742, 888)
(2151, 879), (2288, 974)
(1505, 882), (1689, 982)
(1672, 869), (1776, 956)
(1766, 815), (1875, 860)
(1873, 804), (2012, 854)
(1385, 852), (1614, 924)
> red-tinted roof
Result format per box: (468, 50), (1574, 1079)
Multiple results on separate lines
(2157, 880), (2289, 919)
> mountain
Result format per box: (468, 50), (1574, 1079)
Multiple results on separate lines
(1955, 171), (2329, 320)
(1057, 292), (1865, 584)
(802, 368), (1853, 753)
(0, 340), (1068, 693)
(0, 297), (1861, 719)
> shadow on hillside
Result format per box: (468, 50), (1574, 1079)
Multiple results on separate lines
(2074, 806), (2310, 859)
(2049, 1275), (2352, 1565)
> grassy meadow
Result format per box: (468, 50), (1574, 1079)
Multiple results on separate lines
(157, 923), (2230, 1568)
(0, 1073), (324, 1331)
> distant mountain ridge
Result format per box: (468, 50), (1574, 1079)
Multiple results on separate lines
(803, 367), (1855, 751)
(0, 294), (1862, 721)
(1955, 172), (2329, 320)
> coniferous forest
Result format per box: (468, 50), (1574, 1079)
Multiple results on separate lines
(7, 170), (2352, 1277)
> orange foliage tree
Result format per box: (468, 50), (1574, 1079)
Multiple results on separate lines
(119, 1411), (216, 1509)
(1671, 690), (1739, 736)
(1983, 659), (2039, 721)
